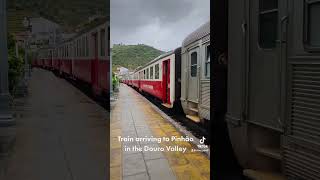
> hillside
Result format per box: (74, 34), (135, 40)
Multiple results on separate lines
(7, 0), (108, 32)
(112, 44), (164, 72)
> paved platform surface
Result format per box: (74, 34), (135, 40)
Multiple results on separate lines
(2, 69), (108, 180)
(110, 84), (210, 180)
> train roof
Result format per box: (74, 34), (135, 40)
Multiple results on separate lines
(50, 18), (109, 48)
(133, 47), (182, 73)
(182, 21), (210, 47)
(135, 50), (174, 72)
(71, 17), (108, 40)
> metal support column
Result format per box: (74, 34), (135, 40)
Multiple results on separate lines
(0, 0), (14, 127)
(0, 2), (16, 174)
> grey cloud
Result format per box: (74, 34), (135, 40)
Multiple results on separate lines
(111, 0), (209, 51)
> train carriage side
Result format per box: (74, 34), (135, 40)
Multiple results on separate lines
(72, 34), (92, 84)
(60, 42), (72, 76)
(52, 46), (62, 72)
(70, 20), (109, 97)
(43, 49), (53, 69)
(139, 51), (177, 108)
(181, 21), (210, 123)
(132, 70), (140, 88)
(97, 22), (110, 97)
(127, 72), (131, 86)
(224, 0), (320, 179)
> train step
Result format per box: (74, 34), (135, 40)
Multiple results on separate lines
(255, 147), (282, 160)
(243, 169), (285, 180)
(161, 103), (172, 108)
(189, 107), (199, 113)
(186, 115), (200, 123)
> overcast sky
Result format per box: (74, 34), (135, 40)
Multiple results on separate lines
(110, 0), (210, 52)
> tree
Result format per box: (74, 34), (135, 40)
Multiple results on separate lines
(8, 34), (24, 92)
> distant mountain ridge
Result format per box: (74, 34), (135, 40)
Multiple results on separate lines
(112, 44), (164, 72)
(7, 0), (108, 33)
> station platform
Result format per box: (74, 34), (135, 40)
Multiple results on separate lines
(2, 69), (108, 180)
(110, 84), (210, 180)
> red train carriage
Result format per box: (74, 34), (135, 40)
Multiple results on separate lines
(43, 49), (53, 69)
(134, 48), (181, 108)
(71, 21), (109, 96)
(128, 72), (134, 86)
(131, 71), (140, 88)
(59, 43), (72, 75)
(34, 18), (110, 99)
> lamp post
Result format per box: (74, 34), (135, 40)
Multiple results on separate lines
(0, 1), (15, 171)
(0, 0), (15, 127)
(14, 17), (31, 97)
(22, 17), (31, 80)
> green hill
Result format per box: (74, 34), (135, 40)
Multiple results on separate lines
(7, 0), (108, 32)
(112, 44), (164, 72)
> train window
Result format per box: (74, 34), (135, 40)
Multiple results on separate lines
(146, 68), (149, 79)
(150, 66), (154, 79)
(81, 38), (83, 57)
(81, 37), (86, 56)
(144, 70), (146, 79)
(259, 0), (278, 48)
(77, 40), (79, 57)
(76, 40), (79, 57)
(305, 1), (320, 47)
(155, 64), (159, 79)
(205, 45), (210, 78)
(78, 39), (80, 57)
(191, 52), (197, 77)
(85, 36), (89, 56)
(80, 39), (82, 57)
(101, 29), (106, 56)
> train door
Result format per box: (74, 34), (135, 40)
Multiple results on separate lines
(248, 0), (286, 130)
(91, 33), (99, 89)
(187, 48), (199, 103)
(162, 60), (170, 103)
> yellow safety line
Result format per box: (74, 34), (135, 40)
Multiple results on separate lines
(132, 89), (210, 180)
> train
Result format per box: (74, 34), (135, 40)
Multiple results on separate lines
(121, 21), (210, 125)
(32, 18), (110, 104)
(213, 0), (320, 179)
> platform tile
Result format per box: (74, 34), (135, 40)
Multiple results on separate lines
(123, 152), (147, 176)
(123, 172), (149, 180)
(146, 158), (176, 180)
